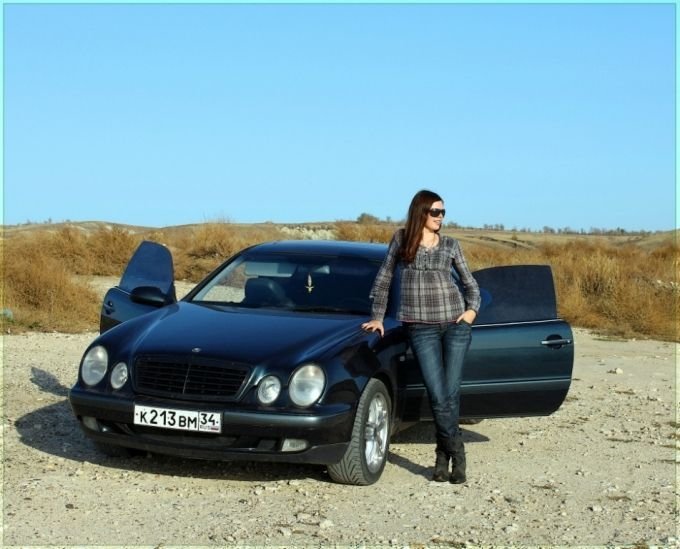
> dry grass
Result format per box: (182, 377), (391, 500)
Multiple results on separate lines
(2, 240), (100, 332)
(332, 226), (677, 341)
(1, 222), (677, 341)
(561, 241), (677, 341)
(171, 223), (284, 281)
(87, 226), (140, 276)
(459, 237), (679, 341)
(334, 223), (394, 243)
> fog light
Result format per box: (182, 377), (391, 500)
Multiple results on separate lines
(281, 438), (309, 452)
(110, 362), (129, 389)
(257, 375), (281, 405)
(82, 416), (100, 431)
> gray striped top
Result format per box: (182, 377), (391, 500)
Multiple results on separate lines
(369, 229), (481, 323)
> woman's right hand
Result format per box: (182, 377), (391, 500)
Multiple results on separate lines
(361, 319), (384, 337)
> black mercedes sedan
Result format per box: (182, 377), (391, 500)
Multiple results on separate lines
(69, 239), (574, 485)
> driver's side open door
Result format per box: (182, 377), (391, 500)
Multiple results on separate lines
(398, 264), (574, 420)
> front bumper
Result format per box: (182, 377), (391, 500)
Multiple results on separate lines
(69, 387), (355, 464)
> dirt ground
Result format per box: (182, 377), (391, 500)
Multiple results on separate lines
(1, 326), (677, 547)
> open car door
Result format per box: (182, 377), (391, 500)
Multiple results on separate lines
(99, 241), (176, 333)
(399, 265), (574, 420)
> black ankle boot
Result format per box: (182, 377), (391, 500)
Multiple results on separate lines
(449, 434), (466, 484)
(450, 456), (466, 484)
(432, 449), (449, 482)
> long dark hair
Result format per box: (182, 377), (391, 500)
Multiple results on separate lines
(401, 189), (443, 264)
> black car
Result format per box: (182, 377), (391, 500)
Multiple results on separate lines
(69, 240), (574, 485)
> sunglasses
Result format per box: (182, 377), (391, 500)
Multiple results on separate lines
(428, 208), (446, 218)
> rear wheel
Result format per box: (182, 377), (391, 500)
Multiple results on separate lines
(327, 378), (391, 485)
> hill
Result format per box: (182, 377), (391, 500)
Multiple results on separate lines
(4, 219), (675, 248)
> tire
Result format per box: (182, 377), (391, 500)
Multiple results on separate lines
(93, 441), (139, 458)
(327, 378), (391, 485)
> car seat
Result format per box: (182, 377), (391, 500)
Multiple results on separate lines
(242, 277), (293, 308)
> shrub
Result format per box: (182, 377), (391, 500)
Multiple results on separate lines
(335, 223), (393, 243)
(2, 244), (99, 332)
(357, 213), (381, 224)
(2, 223), (677, 341)
(173, 223), (283, 281)
(87, 226), (141, 276)
(47, 226), (92, 273)
(456, 236), (678, 341)
(538, 240), (677, 340)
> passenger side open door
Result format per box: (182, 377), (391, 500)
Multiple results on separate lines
(99, 241), (176, 333)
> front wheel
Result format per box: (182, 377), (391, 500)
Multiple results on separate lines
(327, 378), (391, 485)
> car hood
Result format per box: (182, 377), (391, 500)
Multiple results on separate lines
(119, 302), (370, 367)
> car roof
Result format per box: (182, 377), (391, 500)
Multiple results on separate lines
(245, 240), (388, 261)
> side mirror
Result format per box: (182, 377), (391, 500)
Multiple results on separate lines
(130, 286), (174, 307)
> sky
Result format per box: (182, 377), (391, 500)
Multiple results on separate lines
(3, 2), (677, 232)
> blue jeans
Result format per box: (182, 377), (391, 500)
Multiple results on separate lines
(407, 321), (472, 443)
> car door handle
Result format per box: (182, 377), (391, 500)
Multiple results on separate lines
(541, 338), (573, 348)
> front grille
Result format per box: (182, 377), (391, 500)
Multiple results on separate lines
(134, 355), (251, 402)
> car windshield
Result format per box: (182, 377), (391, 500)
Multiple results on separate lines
(190, 253), (381, 315)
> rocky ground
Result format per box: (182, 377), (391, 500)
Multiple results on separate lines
(1, 326), (677, 548)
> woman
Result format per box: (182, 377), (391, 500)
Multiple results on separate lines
(362, 189), (480, 483)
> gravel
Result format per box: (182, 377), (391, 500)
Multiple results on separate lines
(2, 328), (677, 547)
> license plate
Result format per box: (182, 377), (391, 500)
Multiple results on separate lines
(133, 405), (222, 433)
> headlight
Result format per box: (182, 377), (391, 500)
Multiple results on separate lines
(110, 362), (129, 389)
(257, 375), (281, 404)
(289, 364), (325, 407)
(81, 346), (108, 386)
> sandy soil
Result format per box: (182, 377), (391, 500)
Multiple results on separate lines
(1, 327), (677, 547)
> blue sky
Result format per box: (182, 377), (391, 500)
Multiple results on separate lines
(3, 3), (676, 231)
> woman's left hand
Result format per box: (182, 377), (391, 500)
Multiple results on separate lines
(456, 310), (477, 325)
